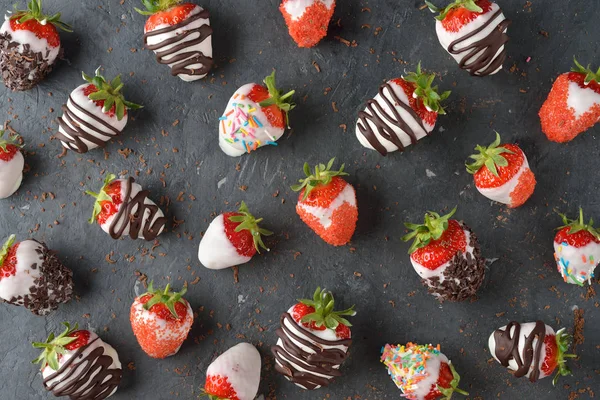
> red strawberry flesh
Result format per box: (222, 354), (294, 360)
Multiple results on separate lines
(0, 242), (19, 280)
(554, 226), (599, 248)
(297, 176), (347, 208)
(291, 303), (326, 331)
(441, 0), (493, 33)
(64, 330), (90, 351)
(97, 180), (122, 225)
(247, 84), (285, 129)
(223, 212), (258, 258)
(204, 374), (240, 400)
(424, 361), (454, 400)
(392, 78), (438, 127)
(9, 18), (60, 48)
(144, 3), (197, 32)
(0, 143), (19, 162)
(139, 293), (188, 322)
(473, 144), (524, 189)
(411, 219), (467, 270)
(83, 84), (126, 119)
(541, 334), (558, 376)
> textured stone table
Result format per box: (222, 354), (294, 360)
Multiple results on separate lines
(0, 0), (598, 399)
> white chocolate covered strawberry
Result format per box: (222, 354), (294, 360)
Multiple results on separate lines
(554, 208), (600, 286)
(271, 287), (356, 390)
(0, 0), (71, 91)
(202, 343), (261, 400)
(0, 128), (24, 199)
(355, 63), (450, 156)
(33, 323), (122, 400)
(136, 0), (213, 81)
(489, 321), (575, 384)
(426, 0), (510, 76)
(0, 235), (73, 315)
(219, 72), (295, 156)
(86, 174), (167, 241)
(56, 67), (142, 154)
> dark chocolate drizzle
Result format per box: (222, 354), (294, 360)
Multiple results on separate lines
(0, 32), (58, 91)
(447, 9), (511, 77)
(55, 94), (122, 154)
(43, 336), (122, 400)
(108, 177), (166, 241)
(3, 240), (73, 316)
(492, 321), (547, 382)
(271, 312), (351, 390)
(423, 222), (486, 302)
(144, 9), (213, 78)
(357, 81), (429, 156)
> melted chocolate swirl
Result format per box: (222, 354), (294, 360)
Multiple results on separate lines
(492, 321), (546, 382)
(144, 9), (213, 78)
(271, 313), (351, 390)
(55, 95), (122, 154)
(447, 9), (511, 76)
(43, 337), (122, 400)
(357, 81), (429, 156)
(109, 177), (167, 241)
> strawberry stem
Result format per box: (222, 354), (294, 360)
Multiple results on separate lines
(465, 132), (515, 177)
(227, 201), (273, 253)
(572, 57), (600, 85)
(291, 158), (349, 200)
(257, 71), (296, 127)
(298, 287), (356, 330)
(31, 322), (78, 371)
(402, 62), (451, 114)
(82, 67), (143, 121)
(557, 207), (600, 240)
(12, 0), (72, 32)
(552, 328), (576, 386)
(135, 0), (183, 15)
(0, 128), (23, 153)
(425, 0), (484, 21)
(0, 235), (16, 266)
(141, 281), (187, 320)
(85, 173), (117, 224)
(402, 207), (458, 254)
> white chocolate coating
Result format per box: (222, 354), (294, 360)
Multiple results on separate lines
(198, 214), (252, 269)
(567, 81), (600, 119)
(283, 0), (335, 20)
(0, 149), (24, 198)
(0, 17), (59, 65)
(0, 240), (43, 301)
(206, 343), (261, 400)
(477, 151), (530, 206)
(297, 183), (356, 229)
(554, 240), (600, 285)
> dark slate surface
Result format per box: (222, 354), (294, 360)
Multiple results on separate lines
(0, 0), (598, 399)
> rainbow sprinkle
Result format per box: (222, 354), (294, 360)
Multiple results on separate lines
(554, 242), (597, 286)
(381, 343), (442, 399)
(219, 99), (276, 154)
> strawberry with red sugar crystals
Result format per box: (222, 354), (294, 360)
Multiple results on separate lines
(219, 71), (295, 156)
(0, 0), (72, 91)
(198, 201), (273, 270)
(489, 321), (576, 384)
(136, 0), (213, 81)
(426, 0), (510, 76)
(0, 234), (73, 316)
(381, 342), (468, 400)
(553, 208), (600, 286)
(292, 158), (358, 246)
(466, 132), (536, 208)
(56, 67), (142, 154)
(271, 287), (356, 390)
(356, 62), (451, 156)
(86, 173), (167, 241)
(280, 0), (336, 48)
(0, 126), (25, 199)
(539, 58), (600, 143)
(130, 281), (193, 359)
(203, 343), (261, 400)
(402, 207), (486, 302)
(32, 322), (123, 399)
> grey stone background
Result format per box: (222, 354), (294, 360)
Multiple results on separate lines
(0, 0), (598, 399)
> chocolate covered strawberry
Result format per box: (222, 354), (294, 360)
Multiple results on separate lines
(0, 234), (73, 315)
(0, 127), (24, 199)
(426, 0), (510, 76)
(292, 158), (357, 246)
(136, 0), (213, 81)
(402, 207), (485, 301)
(466, 132), (536, 208)
(86, 173), (167, 241)
(554, 208), (600, 286)
(271, 287), (356, 390)
(489, 321), (576, 384)
(130, 282), (193, 359)
(0, 0), (71, 91)
(219, 71), (295, 156)
(356, 63), (450, 156)
(202, 343), (261, 400)
(33, 322), (122, 399)
(56, 67), (142, 154)
(381, 343), (468, 400)
(198, 201), (272, 270)
(539, 58), (600, 143)
(280, 0), (335, 48)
